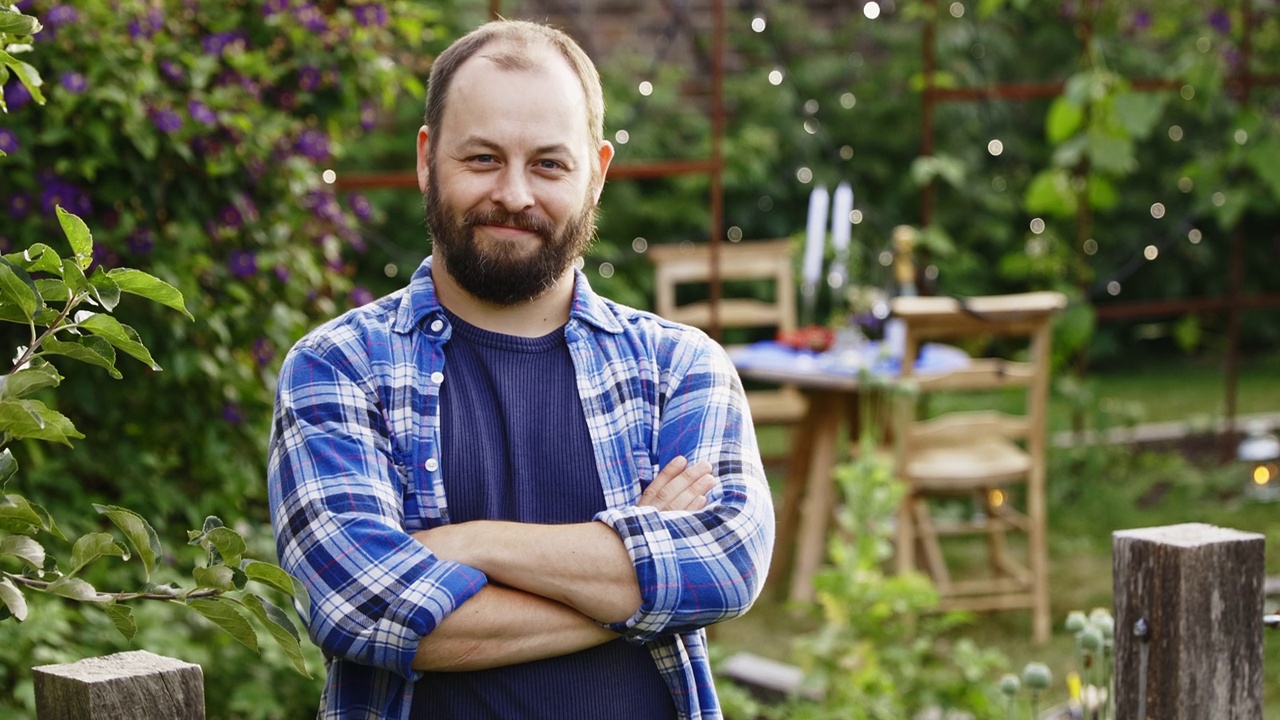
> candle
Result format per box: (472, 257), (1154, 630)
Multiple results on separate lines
(802, 185), (829, 291)
(828, 181), (853, 289)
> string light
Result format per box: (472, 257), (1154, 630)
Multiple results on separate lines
(727, 226), (744, 242)
(949, 2), (965, 18)
(322, 169), (337, 184)
(383, 263), (398, 278)
(1168, 125), (1184, 141)
(864, 2), (881, 19)
(1180, 84), (1195, 100)
(796, 167), (814, 183)
(1029, 217), (1045, 234)
(987, 139), (1004, 156)
(840, 92), (856, 109)
(598, 262), (615, 278)
(1212, 191), (1226, 206)
(751, 15), (766, 33)
(804, 99), (819, 114)
(768, 68), (784, 86)
(850, 209), (863, 224)
(1234, 129), (1248, 144)
(1144, 245), (1159, 260)
(631, 237), (648, 253)
(839, 145), (854, 159)
(638, 81), (653, 96)
(614, 129), (630, 144)
(1083, 238), (1098, 255)
(1188, 229), (1202, 244)
(879, 250), (893, 267)
(1178, 177), (1194, 192)
(1150, 202), (1165, 219)
(1107, 281), (1121, 296)
(803, 119), (819, 134)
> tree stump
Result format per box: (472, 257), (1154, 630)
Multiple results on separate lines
(1113, 523), (1265, 720)
(33, 650), (204, 720)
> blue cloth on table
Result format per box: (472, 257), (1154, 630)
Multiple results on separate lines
(728, 339), (967, 379)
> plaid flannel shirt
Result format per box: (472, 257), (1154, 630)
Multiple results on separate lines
(267, 257), (775, 720)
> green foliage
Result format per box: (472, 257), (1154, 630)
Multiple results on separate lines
(777, 447), (1007, 720)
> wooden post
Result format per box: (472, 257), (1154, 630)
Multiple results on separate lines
(1113, 523), (1265, 720)
(34, 650), (204, 720)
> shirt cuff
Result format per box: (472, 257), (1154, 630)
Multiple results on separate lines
(594, 505), (682, 641)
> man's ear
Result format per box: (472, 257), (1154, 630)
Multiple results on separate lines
(416, 126), (431, 194)
(592, 140), (615, 204)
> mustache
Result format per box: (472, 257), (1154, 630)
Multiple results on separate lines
(463, 208), (556, 238)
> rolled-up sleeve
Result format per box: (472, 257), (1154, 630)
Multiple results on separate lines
(268, 342), (487, 679)
(595, 342), (774, 641)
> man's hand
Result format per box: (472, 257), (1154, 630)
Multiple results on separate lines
(638, 456), (716, 511)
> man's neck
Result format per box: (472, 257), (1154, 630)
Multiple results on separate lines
(430, 255), (575, 337)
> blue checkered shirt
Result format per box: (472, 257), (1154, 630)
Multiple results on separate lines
(267, 257), (775, 720)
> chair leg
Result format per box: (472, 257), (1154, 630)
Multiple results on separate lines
(912, 496), (951, 591)
(983, 490), (1011, 580)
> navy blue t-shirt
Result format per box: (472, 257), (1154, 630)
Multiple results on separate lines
(410, 310), (677, 720)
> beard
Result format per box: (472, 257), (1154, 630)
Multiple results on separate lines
(424, 173), (598, 306)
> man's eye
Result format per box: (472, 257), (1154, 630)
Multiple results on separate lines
(471, 155), (496, 164)
(537, 160), (564, 170)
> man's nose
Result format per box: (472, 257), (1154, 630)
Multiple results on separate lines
(489, 166), (535, 213)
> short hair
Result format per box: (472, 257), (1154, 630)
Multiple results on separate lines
(424, 20), (606, 153)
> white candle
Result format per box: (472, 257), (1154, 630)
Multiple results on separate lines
(802, 185), (829, 290)
(830, 182), (853, 253)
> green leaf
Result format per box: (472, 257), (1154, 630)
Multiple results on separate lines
(0, 398), (83, 446)
(6, 244), (64, 276)
(0, 448), (17, 487)
(187, 598), (259, 652)
(100, 603), (137, 640)
(1088, 175), (1119, 210)
(88, 269), (121, 313)
(55, 207), (94, 271)
(202, 527), (247, 567)
(0, 364), (62, 400)
(94, 504), (161, 581)
(76, 314), (160, 370)
(244, 594), (310, 676)
(0, 51), (44, 105)
(0, 577), (27, 621)
(1086, 130), (1136, 174)
(33, 279), (70, 303)
(193, 565), (237, 591)
(47, 576), (102, 602)
(0, 11), (40, 36)
(1113, 91), (1166, 140)
(0, 257), (41, 322)
(243, 560), (299, 598)
(41, 336), (121, 379)
(106, 269), (193, 320)
(1024, 168), (1078, 218)
(61, 261), (90, 296)
(1, 534), (45, 569)
(1045, 97), (1084, 143)
(68, 532), (129, 577)
(1245, 138), (1280, 199)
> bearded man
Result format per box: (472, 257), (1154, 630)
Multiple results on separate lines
(267, 19), (774, 720)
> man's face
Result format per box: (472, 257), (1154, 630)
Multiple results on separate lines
(419, 47), (612, 306)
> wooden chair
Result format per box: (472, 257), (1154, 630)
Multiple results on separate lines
(647, 239), (807, 426)
(888, 291), (1067, 644)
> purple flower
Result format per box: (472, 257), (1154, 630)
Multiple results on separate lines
(0, 128), (18, 154)
(274, 264), (290, 283)
(1208, 9), (1231, 34)
(59, 72), (87, 94)
(45, 4), (78, 27)
(1131, 10), (1150, 31)
(159, 60), (184, 83)
(7, 192), (32, 219)
(252, 337), (276, 366)
(347, 193), (373, 220)
(350, 286), (374, 307)
(359, 102), (377, 131)
(3, 80), (32, 110)
(306, 190), (342, 221)
(264, 0), (291, 16)
(353, 4), (387, 27)
(129, 9), (165, 38)
(188, 99), (217, 126)
(39, 179), (92, 217)
(296, 128), (330, 161)
(294, 4), (329, 33)
(127, 227), (155, 254)
(151, 108), (183, 134)
(218, 203), (244, 229)
(202, 31), (247, 57)
(298, 65), (322, 91)
(221, 403), (244, 424)
(228, 250), (257, 278)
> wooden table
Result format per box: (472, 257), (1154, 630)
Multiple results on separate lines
(730, 341), (966, 603)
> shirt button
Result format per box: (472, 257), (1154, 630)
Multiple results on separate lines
(424, 458), (439, 472)
(430, 371), (444, 384)
(430, 319), (444, 333)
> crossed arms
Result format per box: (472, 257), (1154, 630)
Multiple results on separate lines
(409, 457), (715, 671)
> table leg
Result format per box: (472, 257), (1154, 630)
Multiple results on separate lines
(787, 393), (846, 604)
(767, 403), (816, 598)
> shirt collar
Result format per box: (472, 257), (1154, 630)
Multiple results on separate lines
(393, 256), (624, 335)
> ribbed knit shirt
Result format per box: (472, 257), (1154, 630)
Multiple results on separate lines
(409, 309), (677, 719)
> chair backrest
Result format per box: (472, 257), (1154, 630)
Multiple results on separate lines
(647, 239), (796, 338)
(889, 291), (1068, 462)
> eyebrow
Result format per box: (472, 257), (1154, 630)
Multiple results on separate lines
(456, 135), (576, 160)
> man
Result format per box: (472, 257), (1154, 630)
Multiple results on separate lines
(267, 19), (774, 720)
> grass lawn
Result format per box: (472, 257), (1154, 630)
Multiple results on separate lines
(718, 349), (1280, 715)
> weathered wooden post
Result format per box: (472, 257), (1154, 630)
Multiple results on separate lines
(1113, 523), (1265, 720)
(33, 650), (204, 720)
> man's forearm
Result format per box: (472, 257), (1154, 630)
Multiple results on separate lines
(414, 583), (616, 672)
(414, 521), (643, 624)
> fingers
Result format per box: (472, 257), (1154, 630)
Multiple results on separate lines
(637, 456), (716, 512)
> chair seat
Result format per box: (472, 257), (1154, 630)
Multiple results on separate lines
(745, 387), (808, 425)
(905, 438), (1031, 489)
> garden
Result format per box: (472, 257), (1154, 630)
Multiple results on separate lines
(1, 0), (1278, 718)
